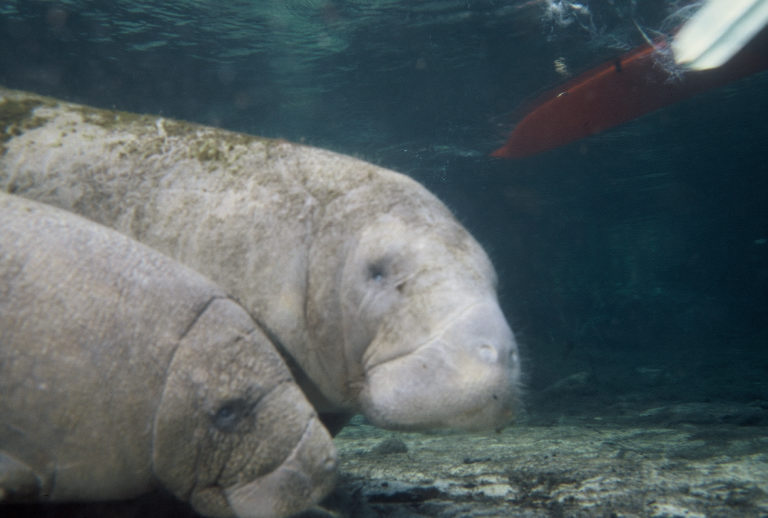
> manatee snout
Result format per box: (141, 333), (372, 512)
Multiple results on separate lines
(225, 417), (337, 518)
(361, 300), (520, 431)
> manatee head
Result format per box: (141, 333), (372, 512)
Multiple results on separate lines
(306, 176), (521, 431)
(153, 298), (337, 518)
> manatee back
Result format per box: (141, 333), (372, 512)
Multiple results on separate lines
(0, 193), (225, 501)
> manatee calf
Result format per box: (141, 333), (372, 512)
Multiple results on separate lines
(0, 193), (337, 518)
(0, 87), (521, 431)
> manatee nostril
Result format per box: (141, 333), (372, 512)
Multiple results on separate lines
(477, 342), (498, 363)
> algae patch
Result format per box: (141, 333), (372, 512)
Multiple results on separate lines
(72, 105), (150, 131)
(0, 98), (50, 151)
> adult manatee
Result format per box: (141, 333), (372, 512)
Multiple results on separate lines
(0, 193), (337, 518)
(0, 87), (521, 431)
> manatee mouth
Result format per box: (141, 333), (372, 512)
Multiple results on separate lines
(224, 417), (337, 518)
(361, 347), (517, 431)
(360, 300), (520, 431)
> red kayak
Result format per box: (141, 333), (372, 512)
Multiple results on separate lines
(492, 26), (768, 159)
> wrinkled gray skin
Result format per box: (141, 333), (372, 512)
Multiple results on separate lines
(0, 193), (337, 518)
(0, 87), (521, 432)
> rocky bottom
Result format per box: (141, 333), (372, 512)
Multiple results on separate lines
(323, 400), (768, 518)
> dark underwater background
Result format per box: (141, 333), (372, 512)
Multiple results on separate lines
(1, 0), (766, 418)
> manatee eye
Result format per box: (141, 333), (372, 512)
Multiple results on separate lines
(367, 260), (388, 282)
(212, 398), (249, 432)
